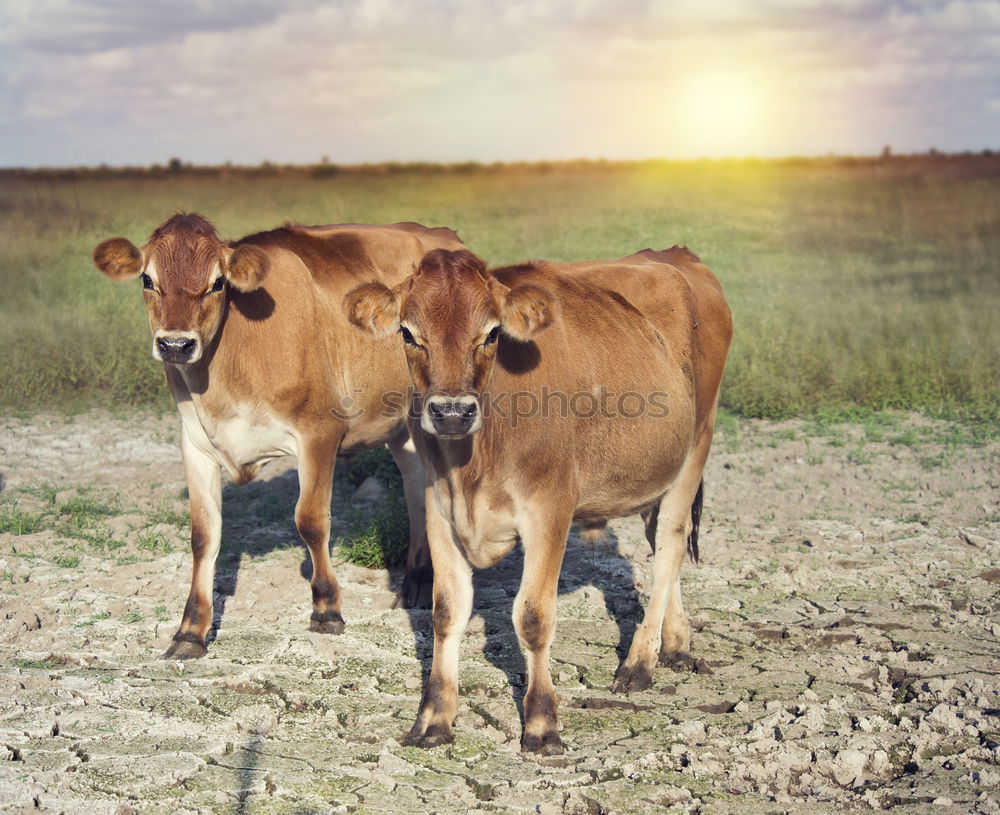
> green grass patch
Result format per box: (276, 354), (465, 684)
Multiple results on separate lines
(136, 530), (174, 554)
(335, 491), (410, 570)
(0, 500), (45, 535)
(74, 611), (112, 627)
(1, 157), (998, 422)
(13, 659), (60, 670)
(52, 553), (81, 568)
(341, 448), (405, 492)
(335, 447), (410, 569)
(148, 506), (190, 527)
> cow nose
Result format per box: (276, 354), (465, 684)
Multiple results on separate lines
(425, 396), (480, 438)
(156, 336), (197, 363)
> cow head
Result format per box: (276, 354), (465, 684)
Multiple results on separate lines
(92, 214), (270, 365)
(344, 249), (556, 440)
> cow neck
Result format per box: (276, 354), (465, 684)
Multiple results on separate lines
(170, 326), (223, 398)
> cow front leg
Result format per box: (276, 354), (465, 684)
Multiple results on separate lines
(515, 510), (571, 755)
(297, 436), (345, 634)
(166, 429), (222, 659)
(403, 490), (472, 748)
(387, 432), (432, 609)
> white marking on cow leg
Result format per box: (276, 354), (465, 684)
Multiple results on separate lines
(387, 433), (431, 608)
(166, 427), (222, 659)
(661, 577), (691, 656)
(404, 491), (472, 748)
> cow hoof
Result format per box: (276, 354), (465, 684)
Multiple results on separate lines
(309, 611), (345, 635)
(611, 663), (653, 695)
(401, 723), (453, 748)
(521, 731), (565, 755)
(164, 637), (208, 660)
(400, 573), (433, 610)
(659, 650), (694, 669)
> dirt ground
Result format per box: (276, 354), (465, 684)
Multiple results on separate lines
(0, 410), (998, 815)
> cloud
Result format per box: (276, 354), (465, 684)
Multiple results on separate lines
(1, 0), (998, 165)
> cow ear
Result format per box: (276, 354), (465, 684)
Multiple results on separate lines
(93, 238), (143, 281)
(499, 283), (557, 341)
(344, 282), (400, 338)
(224, 244), (270, 292)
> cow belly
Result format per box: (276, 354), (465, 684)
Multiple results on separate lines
(181, 401), (299, 484)
(215, 412), (297, 479)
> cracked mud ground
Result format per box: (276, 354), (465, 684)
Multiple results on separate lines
(1, 411), (999, 815)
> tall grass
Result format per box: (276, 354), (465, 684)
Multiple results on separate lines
(1, 156), (998, 422)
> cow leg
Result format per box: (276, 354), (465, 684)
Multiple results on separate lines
(297, 436), (345, 634)
(515, 511), (571, 755)
(403, 490), (473, 748)
(387, 432), (432, 609)
(165, 429), (222, 659)
(612, 415), (715, 693)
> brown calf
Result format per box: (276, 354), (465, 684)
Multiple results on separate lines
(345, 247), (731, 753)
(93, 215), (464, 658)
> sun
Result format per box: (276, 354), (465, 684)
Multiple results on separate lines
(673, 71), (767, 156)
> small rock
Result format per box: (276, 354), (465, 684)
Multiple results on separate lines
(971, 769), (1000, 786)
(926, 703), (964, 733)
(7, 610), (42, 632)
(829, 749), (867, 787)
(233, 704), (279, 735)
(958, 528), (992, 549)
(354, 476), (388, 503)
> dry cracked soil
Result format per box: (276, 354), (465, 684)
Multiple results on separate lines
(0, 410), (999, 815)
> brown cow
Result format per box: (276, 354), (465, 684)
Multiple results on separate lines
(344, 246), (731, 753)
(93, 214), (464, 659)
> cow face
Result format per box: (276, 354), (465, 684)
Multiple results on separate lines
(345, 249), (556, 440)
(93, 214), (269, 365)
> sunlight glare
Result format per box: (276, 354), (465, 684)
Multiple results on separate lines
(674, 71), (767, 156)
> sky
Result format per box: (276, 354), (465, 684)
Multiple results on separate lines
(1, 0), (998, 167)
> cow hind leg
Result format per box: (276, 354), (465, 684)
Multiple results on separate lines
(388, 433), (433, 609)
(297, 437), (344, 634)
(660, 481), (703, 664)
(612, 419), (715, 693)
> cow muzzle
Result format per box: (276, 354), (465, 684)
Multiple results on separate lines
(421, 394), (482, 439)
(153, 332), (202, 364)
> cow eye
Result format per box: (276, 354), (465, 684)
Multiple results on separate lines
(484, 326), (500, 346)
(140, 273), (154, 291)
(399, 326), (418, 347)
(209, 277), (226, 294)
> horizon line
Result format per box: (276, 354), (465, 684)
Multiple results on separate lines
(2, 147), (998, 174)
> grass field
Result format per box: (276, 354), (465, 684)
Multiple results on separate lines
(1, 155), (998, 424)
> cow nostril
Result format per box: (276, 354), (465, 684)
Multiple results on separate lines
(460, 403), (477, 419)
(428, 402), (446, 420)
(157, 336), (197, 360)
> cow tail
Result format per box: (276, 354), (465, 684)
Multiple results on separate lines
(687, 479), (703, 563)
